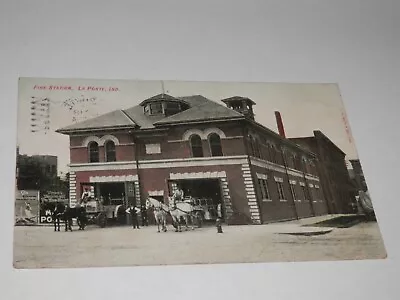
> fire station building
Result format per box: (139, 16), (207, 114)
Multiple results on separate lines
(56, 94), (335, 225)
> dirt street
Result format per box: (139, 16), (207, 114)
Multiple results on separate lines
(13, 221), (387, 269)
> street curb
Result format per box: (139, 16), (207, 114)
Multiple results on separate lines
(15, 223), (58, 227)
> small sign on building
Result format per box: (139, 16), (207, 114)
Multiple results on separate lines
(145, 143), (161, 154)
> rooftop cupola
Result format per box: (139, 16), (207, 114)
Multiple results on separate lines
(221, 96), (256, 120)
(139, 93), (190, 117)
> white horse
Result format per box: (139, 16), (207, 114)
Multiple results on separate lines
(145, 197), (168, 233)
(168, 198), (196, 232)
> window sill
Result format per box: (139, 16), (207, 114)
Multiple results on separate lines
(262, 199), (272, 202)
(279, 199), (288, 202)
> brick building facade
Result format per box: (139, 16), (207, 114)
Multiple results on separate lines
(57, 94), (333, 225)
(290, 131), (356, 214)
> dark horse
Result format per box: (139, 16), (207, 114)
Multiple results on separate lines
(53, 202), (87, 232)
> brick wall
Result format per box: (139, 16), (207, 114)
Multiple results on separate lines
(314, 133), (355, 214)
(250, 161), (327, 222)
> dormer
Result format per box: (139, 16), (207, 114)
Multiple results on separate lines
(221, 96), (256, 120)
(139, 93), (190, 117)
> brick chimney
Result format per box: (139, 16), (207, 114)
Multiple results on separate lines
(275, 111), (286, 138)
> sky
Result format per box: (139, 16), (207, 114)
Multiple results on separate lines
(17, 77), (359, 175)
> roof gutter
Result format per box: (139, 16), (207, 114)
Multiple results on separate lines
(245, 119), (318, 158)
(55, 125), (137, 135)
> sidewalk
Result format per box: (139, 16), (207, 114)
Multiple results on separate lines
(270, 213), (368, 236)
(266, 214), (348, 236)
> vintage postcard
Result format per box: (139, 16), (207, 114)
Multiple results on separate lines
(14, 78), (386, 269)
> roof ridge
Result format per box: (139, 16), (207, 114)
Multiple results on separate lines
(120, 109), (137, 125)
(56, 108), (136, 133)
(153, 96), (245, 126)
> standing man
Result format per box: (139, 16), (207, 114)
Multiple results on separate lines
(81, 188), (91, 204)
(126, 204), (140, 229)
(216, 203), (223, 233)
(141, 204), (148, 226)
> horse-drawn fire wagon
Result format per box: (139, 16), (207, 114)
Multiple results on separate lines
(180, 196), (219, 227)
(83, 197), (126, 228)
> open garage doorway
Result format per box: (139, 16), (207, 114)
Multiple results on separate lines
(96, 182), (125, 206)
(80, 182), (129, 226)
(168, 178), (224, 222)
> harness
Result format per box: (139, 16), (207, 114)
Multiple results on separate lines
(153, 203), (169, 214)
(169, 202), (194, 217)
(148, 198), (192, 215)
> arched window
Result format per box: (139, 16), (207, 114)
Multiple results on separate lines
(88, 142), (99, 163)
(265, 143), (271, 162)
(247, 134), (260, 158)
(275, 147), (283, 165)
(293, 154), (300, 170)
(268, 144), (276, 163)
(248, 135), (255, 156)
(190, 134), (203, 157)
(254, 138), (261, 158)
(301, 157), (309, 173)
(208, 133), (223, 156)
(281, 147), (289, 166)
(105, 140), (116, 162)
(288, 153), (295, 169)
(309, 160), (316, 175)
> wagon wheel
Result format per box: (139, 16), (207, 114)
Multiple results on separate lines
(85, 214), (93, 225)
(197, 211), (204, 228)
(194, 211), (203, 228)
(97, 212), (107, 228)
(172, 222), (177, 229)
(116, 206), (126, 225)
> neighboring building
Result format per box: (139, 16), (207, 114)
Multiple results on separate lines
(56, 94), (331, 225)
(30, 155), (58, 178)
(349, 159), (367, 192)
(17, 154), (58, 178)
(290, 131), (356, 214)
(348, 159), (375, 217)
(16, 152), (58, 190)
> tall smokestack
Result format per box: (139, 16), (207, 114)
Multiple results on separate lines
(275, 111), (286, 138)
